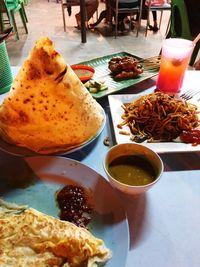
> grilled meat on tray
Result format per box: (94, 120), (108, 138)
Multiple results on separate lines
(108, 56), (143, 80)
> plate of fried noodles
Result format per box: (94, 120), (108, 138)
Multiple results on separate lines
(108, 92), (200, 153)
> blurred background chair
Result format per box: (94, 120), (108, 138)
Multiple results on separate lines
(0, 0), (28, 39)
(108, 0), (144, 38)
(61, 0), (80, 31)
(48, 0), (59, 3)
(0, 0), (11, 32)
(7, 0), (28, 23)
(145, 0), (171, 36)
(167, 0), (200, 66)
(60, 0), (98, 31)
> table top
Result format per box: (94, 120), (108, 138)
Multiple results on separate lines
(1, 68), (200, 267)
(87, 71), (200, 267)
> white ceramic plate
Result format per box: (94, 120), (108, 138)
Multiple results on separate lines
(0, 105), (106, 157)
(108, 94), (200, 153)
(0, 156), (129, 267)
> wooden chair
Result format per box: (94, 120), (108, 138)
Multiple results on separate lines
(108, 0), (144, 38)
(0, 0), (28, 39)
(168, 0), (200, 66)
(0, 0), (11, 32)
(61, 0), (79, 31)
(47, 0), (60, 3)
(145, 0), (171, 36)
(60, 0), (98, 31)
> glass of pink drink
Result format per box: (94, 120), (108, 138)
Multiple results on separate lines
(156, 38), (195, 93)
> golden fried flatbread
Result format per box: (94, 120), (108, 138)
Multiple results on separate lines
(0, 37), (104, 153)
(0, 199), (111, 267)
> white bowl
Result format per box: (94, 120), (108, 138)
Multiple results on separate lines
(104, 143), (163, 195)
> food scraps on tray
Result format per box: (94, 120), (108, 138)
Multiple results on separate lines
(0, 199), (111, 266)
(0, 37), (104, 154)
(108, 56), (143, 80)
(117, 92), (199, 143)
(84, 79), (108, 93)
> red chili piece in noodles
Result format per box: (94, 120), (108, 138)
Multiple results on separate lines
(180, 129), (200, 146)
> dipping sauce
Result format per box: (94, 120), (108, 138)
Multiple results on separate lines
(108, 155), (157, 186)
(71, 65), (95, 82)
(73, 69), (93, 77)
(56, 185), (93, 228)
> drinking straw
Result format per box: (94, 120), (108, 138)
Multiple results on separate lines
(193, 33), (200, 45)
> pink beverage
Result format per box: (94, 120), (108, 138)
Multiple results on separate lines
(156, 38), (194, 93)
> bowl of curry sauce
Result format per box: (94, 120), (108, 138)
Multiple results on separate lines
(104, 143), (163, 195)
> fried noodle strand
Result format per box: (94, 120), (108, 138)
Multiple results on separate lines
(118, 92), (199, 141)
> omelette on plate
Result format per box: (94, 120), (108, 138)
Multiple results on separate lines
(0, 199), (111, 267)
(0, 37), (104, 154)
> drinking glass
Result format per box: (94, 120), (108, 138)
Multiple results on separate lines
(0, 41), (13, 94)
(156, 38), (194, 93)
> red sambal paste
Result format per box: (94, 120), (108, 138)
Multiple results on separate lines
(56, 185), (93, 228)
(180, 129), (200, 146)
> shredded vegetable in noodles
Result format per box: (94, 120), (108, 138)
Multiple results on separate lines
(117, 92), (199, 142)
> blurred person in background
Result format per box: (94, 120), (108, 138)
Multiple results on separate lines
(184, 0), (200, 69)
(173, 0), (200, 68)
(67, 0), (99, 29)
(144, 0), (168, 32)
(184, 0), (200, 37)
(147, 10), (158, 32)
(185, 0), (200, 70)
(111, 0), (141, 31)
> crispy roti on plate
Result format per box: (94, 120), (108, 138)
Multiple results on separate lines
(0, 37), (104, 154)
(0, 200), (111, 267)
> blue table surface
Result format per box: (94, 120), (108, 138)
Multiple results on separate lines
(1, 67), (200, 267)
